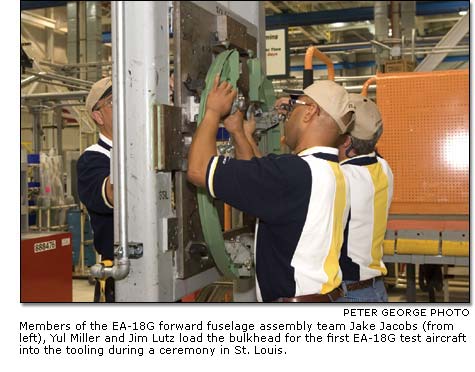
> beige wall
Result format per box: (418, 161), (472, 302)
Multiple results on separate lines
(21, 6), (98, 155)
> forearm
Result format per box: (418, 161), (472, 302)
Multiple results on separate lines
(245, 132), (262, 158)
(187, 110), (220, 187)
(105, 177), (114, 206)
(232, 131), (255, 160)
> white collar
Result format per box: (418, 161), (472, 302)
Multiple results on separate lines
(99, 133), (113, 147)
(340, 151), (376, 165)
(297, 146), (338, 157)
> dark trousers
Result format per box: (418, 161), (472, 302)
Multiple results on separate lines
(94, 277), (115, 302)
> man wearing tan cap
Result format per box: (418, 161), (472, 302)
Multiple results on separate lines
(336, 93), (394, 302)
(76, 76), (115, 302)
(187, 75), (354, 302)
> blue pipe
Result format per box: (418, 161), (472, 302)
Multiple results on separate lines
(266, 1), (469, 28)
(289, 55), (469, 71)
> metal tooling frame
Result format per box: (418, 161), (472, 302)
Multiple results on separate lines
(113, 2), (222, 302)
(174, 1), (260, 280)
(111, 2), (263, 301)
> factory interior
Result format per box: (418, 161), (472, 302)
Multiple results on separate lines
(20, 1), (469, 303)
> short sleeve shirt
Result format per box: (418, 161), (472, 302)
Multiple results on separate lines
(339, 153), (394, 281)
(206, 146), (349, 302)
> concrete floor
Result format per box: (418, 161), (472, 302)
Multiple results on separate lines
(72, 279), (95, 302)
(72, 279), (469, 303)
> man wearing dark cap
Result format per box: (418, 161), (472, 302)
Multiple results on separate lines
(336, 93), (394, 302)
(77, 77), (115, 302)
(187, 76), (355, 302)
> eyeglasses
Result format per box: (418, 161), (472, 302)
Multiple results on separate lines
(288, 99), (314, 112)
(279, 98), (316, 121)
(93, 96), (113, 111)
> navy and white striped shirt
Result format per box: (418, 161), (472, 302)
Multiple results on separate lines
(77, 134), (114, 260)
(206, 146), (349, 302)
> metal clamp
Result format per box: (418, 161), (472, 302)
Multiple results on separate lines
(115, 242), (144, 259)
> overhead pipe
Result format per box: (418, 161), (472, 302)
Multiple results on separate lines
(28, 71), (93, 89)
(33, 71), (94, 88)
(361, 77), (377, 97)
(21, 91), (89, 101)
(370, 40), (392, 50)
(273, 75), (375, 84)
(40, 60), (112, 68)
(289, 36), (469, 54)
(35, 79), (89, 91)
(21, 75), (40, 87)
(303, 46), (334, 88)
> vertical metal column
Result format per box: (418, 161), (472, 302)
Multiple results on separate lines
(374, 1), (389, 71)
(86, 1), (102, 81)
(390, 1), (401, 39)
(31, 108), (42, 182)
(400, 1), (415, 42)
(46, 8), (55, 63)
(67, 2), (79, 75)
(54, 107), (63, 156)
(113, 1), (171, 302)
(31, 109), (42, 154)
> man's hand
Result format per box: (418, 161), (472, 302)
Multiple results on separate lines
(206, 74), (237, 119)
(224, 111), (244, 135)
(244, 113), (256, 138)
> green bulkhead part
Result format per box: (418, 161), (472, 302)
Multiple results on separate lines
(247, 59), (281, 155)
(196, 49), (240, 279)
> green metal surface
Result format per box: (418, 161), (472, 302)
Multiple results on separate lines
(247, 58), (276, 110)
(197, 50), (240, 279)
(260, 77), (282, 154)
(247, 58), (281, 155)
(260, 77), (276, 111)
(247, 58), (262, 103)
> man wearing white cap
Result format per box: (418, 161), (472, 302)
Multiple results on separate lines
(187, 75), (354, 302)
(336, 94), (394, 302)
(77, 77), (115, 302)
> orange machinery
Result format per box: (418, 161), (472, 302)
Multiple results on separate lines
(365, 70), (469, 301)
(374, 70), (468, 217)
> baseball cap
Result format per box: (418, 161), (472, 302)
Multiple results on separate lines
(85, 76), (112, 117)
(300, 80), (355, 133)
(348, 93), (382, 140)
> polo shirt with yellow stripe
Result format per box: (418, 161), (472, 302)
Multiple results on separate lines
(339, 152), (394, 281)
(206, 146), (349, 302)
